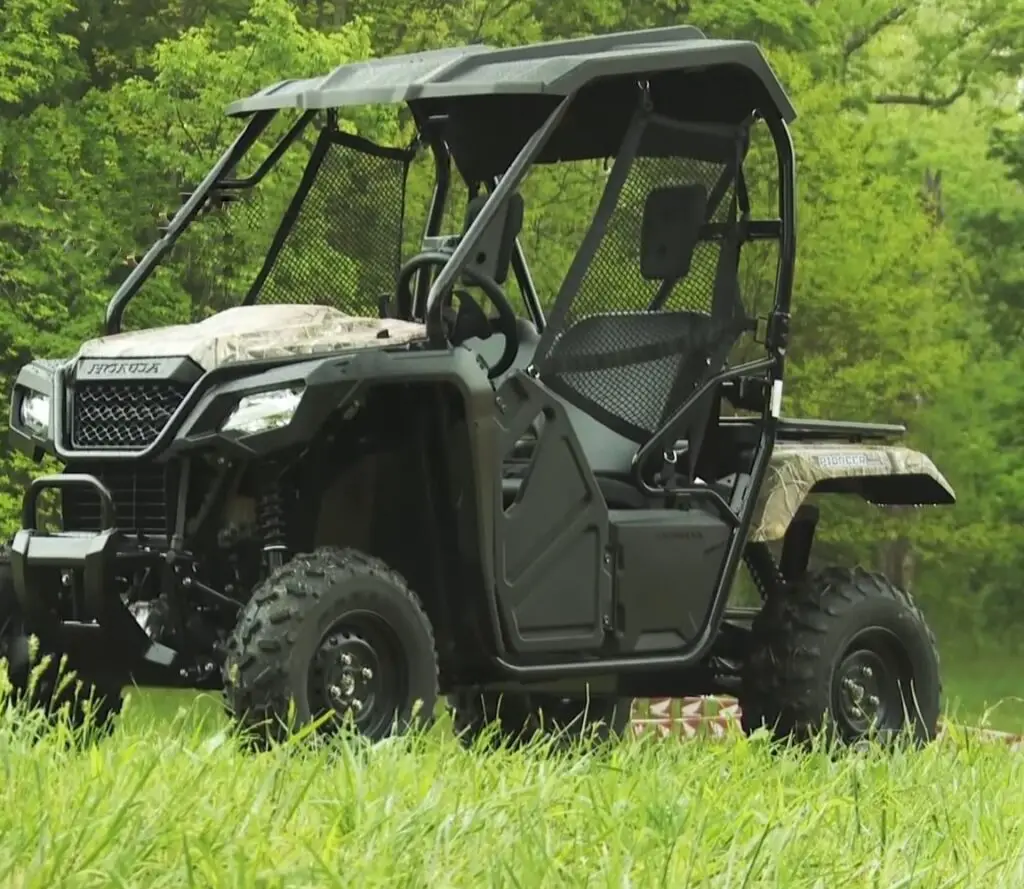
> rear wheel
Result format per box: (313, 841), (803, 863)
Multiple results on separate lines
(450, 690), (632, 749)
(0, 546), (123, 740)
(740, 566), (941, 746)
(223, 547), (439, 746)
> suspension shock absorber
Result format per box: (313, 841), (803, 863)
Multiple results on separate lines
(257, 472), (289, 573)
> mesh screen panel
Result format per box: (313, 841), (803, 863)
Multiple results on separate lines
(249, 132), (411, 316)
(62, 462), (172, 536)
(561, 134), (735, 324)
(538, 117), (745, 443)
(125, 119), (410, 330)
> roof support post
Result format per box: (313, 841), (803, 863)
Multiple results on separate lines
(423, 93), (576, 346)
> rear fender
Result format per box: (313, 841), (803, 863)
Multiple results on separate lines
(748, 443), (955, 543)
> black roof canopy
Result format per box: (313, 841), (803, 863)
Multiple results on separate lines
(227, 26), (796, 180)
(228, 26), (796, 120)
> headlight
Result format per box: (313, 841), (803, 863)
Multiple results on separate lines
(221, 387), (303, 435)
(18, 391), (50, 437)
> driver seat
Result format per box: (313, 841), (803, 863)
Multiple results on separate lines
(465, 322), (651, 509)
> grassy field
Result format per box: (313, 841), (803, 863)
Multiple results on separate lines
(0, 655), (1020, 889)
(0, 690), (1021, 889)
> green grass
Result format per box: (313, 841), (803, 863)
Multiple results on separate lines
(942, 653), (1024, 735)
(0, 651), (1019, 889)
(1, 690), (1023, 889)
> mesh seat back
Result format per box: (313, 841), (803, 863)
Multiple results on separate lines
(539, 310), (723, 443)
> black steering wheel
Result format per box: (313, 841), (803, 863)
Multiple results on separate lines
(396, 252), (520, 380)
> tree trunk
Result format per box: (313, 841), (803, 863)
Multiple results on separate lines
(334, 0), (348, 27)
(878, 536), (915, 591)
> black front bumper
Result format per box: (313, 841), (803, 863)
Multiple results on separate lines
(10, 473), (179, 673)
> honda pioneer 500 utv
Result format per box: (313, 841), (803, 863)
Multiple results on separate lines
(3, 26), (955, 747)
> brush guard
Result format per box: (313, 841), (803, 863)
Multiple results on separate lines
(9, 473), (178, 670)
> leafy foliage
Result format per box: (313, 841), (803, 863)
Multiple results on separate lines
(3, 0), (1024, 645)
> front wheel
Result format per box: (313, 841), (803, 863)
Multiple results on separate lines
(223, 547), (439, 746)
(740, 566), (941, 746)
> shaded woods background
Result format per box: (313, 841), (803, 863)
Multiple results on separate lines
(2, 0), (1024, 651)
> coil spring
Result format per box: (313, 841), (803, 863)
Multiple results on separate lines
(257, 478), (288, 569)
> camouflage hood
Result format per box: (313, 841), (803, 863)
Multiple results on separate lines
(76, 305), (427, 371)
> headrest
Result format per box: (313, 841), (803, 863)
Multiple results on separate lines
(640, 184), (708, 281)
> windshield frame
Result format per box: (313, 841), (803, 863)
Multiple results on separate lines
(102, 108), (549, 337)
(105, 110), (272, 335)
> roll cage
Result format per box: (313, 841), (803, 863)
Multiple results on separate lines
(104, 26), (796, 357)
(104, 105), (554, 337)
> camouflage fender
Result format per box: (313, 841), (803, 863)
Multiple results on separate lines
(748, 443), (956, 543)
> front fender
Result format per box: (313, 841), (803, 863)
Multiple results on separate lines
(748, 443), (956, 543)
(166, 345), (493, 459)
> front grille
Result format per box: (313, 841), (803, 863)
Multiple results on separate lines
(62, 463), (173, 538)
(71, 382), (190, 450)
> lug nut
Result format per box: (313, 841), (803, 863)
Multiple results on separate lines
(861, 666), (873, 679)
(851, 706), (863, 718)
(351, 698), (363, 712)
(340, 653), (353, 666)
(361, 667), (373, 680)
(868, 695), (880, 708)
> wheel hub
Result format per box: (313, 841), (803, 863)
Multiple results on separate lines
(834, 641), (903, 737)
(318, 631), (382, 719)
(310, 614), (406, 737)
